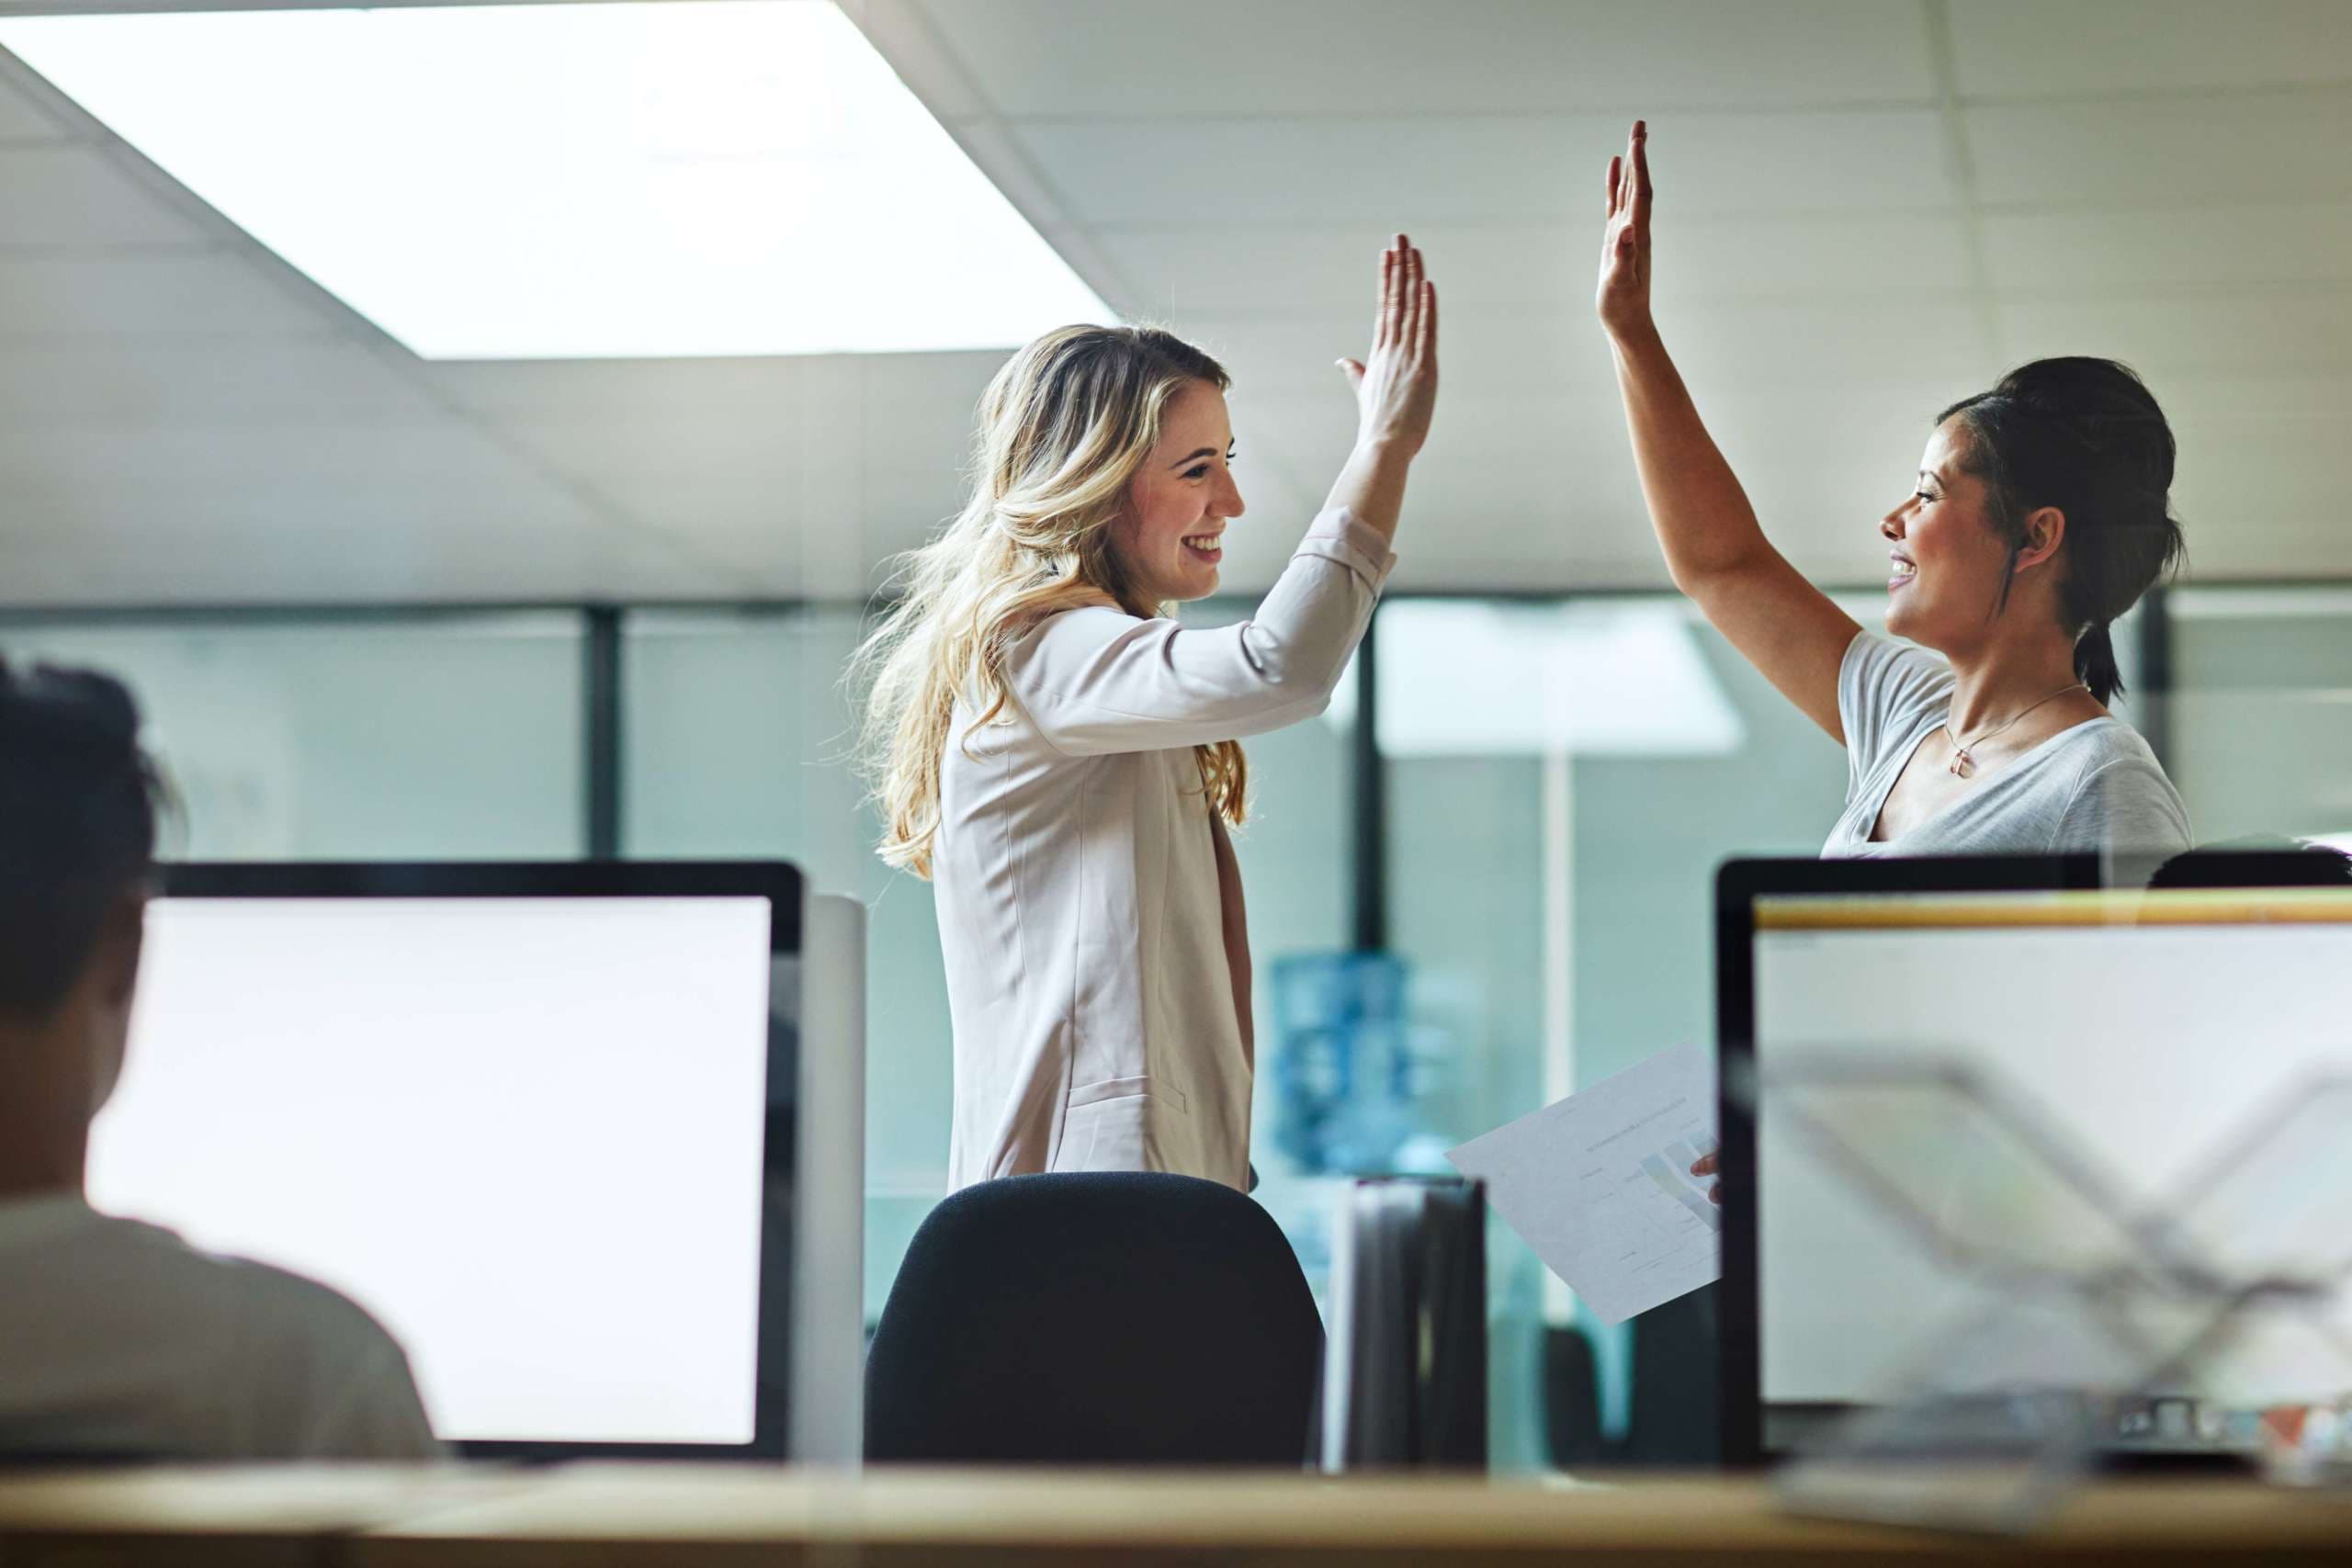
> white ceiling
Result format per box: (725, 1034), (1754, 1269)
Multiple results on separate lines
(1, 0), (2349, 605)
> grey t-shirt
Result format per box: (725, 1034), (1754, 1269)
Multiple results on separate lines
(1822, 630), (2192, 859)
(0, 1194), (439, 1461)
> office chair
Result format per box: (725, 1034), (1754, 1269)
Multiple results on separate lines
(1622, 1282), (1721, 1465)
(865, 1171), (1323, 1465)
(1542, 1323), (1608, 1467)
(0, 1439), (180, 1469)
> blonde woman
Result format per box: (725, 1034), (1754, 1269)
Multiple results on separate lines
(858, 239), (1438, 1192)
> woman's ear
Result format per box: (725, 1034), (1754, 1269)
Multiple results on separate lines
(2014, 505), (2067, 572)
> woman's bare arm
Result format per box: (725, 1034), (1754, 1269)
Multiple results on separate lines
(1596, 122), (1859, 742)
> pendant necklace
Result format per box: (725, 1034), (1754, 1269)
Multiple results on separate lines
(1946, 682), (2086, 779)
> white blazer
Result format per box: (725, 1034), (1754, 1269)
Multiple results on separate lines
(934, 511), (1397, 1191)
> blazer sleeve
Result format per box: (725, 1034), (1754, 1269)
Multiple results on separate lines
(1006, 509), (1397, 756)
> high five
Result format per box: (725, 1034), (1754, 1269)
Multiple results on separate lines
(1597, 122), (2188, 857)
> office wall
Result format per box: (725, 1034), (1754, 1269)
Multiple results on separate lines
(2167, 588), (2352, 844)
(0, 614), (584, 858)
(616, 606), (954, 1315)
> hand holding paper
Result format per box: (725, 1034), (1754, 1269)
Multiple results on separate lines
(1447, 1043), (1719, 1325)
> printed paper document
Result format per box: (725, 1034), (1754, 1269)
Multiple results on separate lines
(1447, 1043), (1719, 1324)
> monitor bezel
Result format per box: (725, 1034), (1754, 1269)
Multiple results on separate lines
(1712, 850), (2346, 1469)
(152, 859), (804, 1462)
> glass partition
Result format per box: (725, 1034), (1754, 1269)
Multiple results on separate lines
(2165, 586), (2352, 845)
(0, 613), (584, 859)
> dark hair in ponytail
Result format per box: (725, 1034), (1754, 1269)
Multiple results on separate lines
(1939, 357), (2186, 705)
(0, 660), (162, 1021)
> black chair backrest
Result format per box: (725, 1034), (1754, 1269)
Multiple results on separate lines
(865, 1171), (1323, 1465)
(0, 1445), (181, 1470)
(1623, 1281), (1720, 1465)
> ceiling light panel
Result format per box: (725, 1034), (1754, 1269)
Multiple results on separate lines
(0, 3), (1115, 358)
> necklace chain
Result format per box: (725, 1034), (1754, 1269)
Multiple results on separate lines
(1945, 681), (2088, 779)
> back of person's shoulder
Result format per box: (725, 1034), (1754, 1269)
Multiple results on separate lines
(224, 1255), (406, 1368)
(106, 1217), (404, 1366)
(26, 1212), (431, 1460)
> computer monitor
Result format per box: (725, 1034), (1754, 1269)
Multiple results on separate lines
(86, 862), (863, 1462)
(1715, 852), (2352, 1466)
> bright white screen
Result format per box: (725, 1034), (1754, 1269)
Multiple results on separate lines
(1755, 891), (2352, 1406)
(87, 897), (773, 1445)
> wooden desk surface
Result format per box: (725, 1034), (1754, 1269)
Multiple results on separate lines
(5, 1465), (2350, 1568)
(348, 1467), (2352, 1567)
(0, 1466), (527, 1568)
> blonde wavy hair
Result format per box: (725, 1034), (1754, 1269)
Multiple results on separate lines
(853, 325), (1247, 878)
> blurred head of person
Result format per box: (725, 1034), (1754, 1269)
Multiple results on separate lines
(0, 660), (164, 1193)
(855, 324), (1246, 877)
(1880, 356), (2186, 704)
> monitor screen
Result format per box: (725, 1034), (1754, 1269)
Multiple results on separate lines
(87, 892), (775, 1449)
(1744, 879), (2352, 1444)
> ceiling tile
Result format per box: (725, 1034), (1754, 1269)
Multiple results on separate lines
(0, 144), (206, 245)
(846, 0), (993, 121)
(469, 408), (803, 489)
(1095, 211), (1977, 320)
(2167, 413), (2337, 557)
(2156, 371), (2352, 421)
(0, 417), (759, 593)
(0, 423), (569, 495)
(1994, 296), (2352, 378)
(430, 355), (831, 416)
(0, 251), (341, 335)
(1965, 92), (2352, 207)
(1949, 0), (2352, 98)
(1979, 204), (2352, 292)
(1662, 298), (1999, 392)
(5, 1), (2347, 602)
(0, 339), (429, 423)
(0, 62), (67, 140)
(1014, 109), (1956, 227)
(0, 516), (741, 605)
(855, 348), (1002, 410)
(918, 0), (1935, 116)
(1176, 309), (1600, 403)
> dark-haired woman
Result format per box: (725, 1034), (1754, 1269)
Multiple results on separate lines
(1595, 123), (2189, 856)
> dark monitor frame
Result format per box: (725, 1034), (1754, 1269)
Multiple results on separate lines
(1711, 850), (2346, 1470)
(153, 859), (804, 1463)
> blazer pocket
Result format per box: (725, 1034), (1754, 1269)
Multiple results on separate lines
(1055, 1079), (1187, 1174)
(1068, 1076), (1187, 1114)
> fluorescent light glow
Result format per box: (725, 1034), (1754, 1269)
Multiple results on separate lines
(0, 3), (1116, 358)
(1328, 601), (1747, 757)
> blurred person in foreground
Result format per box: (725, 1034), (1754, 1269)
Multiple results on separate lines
(0, 659), (437, 1461)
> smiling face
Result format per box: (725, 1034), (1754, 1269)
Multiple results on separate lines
(1881, 416), (2054, 653)
(1111, 378), (1244, 604)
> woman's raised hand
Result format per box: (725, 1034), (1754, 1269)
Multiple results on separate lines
(1339, 234), (1438, 459)
(1596, 120), (1654, 342)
